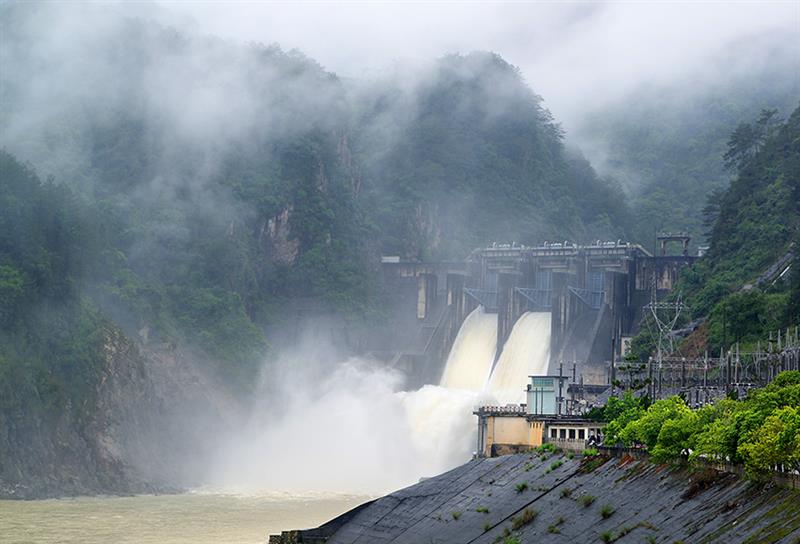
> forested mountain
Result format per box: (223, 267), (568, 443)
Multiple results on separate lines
(628, 104), (800, 361)
(354, 52), (631, 260)
(1, 4), (630, 362)
(0, 4), (631, 495)
(575, 34), (799, 249)
(680, 104), (800, 348)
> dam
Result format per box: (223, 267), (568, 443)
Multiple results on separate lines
(374, 239), (696, 395)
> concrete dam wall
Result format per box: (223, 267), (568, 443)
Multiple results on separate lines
(378, 242), (697, 392)
(272, 452), (800, 544)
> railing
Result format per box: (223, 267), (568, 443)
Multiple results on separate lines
(464, 288), (498, 311)
(515, 288), (551, 310)
(568, 287), (605, 309)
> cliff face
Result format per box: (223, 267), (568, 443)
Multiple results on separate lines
(0, 327), (241, 499)
(276, 452), (800, 544)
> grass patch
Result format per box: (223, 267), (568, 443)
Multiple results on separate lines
(515, 482), (528, 493)
(511, 508), (538, 530)
(483, 521), (492, 532)
(682, 468), (722, 500)
(547, 516), (566, 534)
(476, 506), (489, 514)
(524, 462), (534, 472)
(451, 511), (461, 520)
(580, 494), (596, 507)
(600, 530), (614, 543)
(550, 460), (564, 470)
(600, 504), (616, 519)
(580, 455), (610, 474)
(560, 487), (573, 498)
(584, 447), (599, 456)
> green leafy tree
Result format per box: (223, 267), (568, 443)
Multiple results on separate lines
(738, 406), (800, 472)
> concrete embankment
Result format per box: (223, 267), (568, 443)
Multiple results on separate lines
(271, 452), (800, 543)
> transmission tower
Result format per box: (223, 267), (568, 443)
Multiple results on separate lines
(643, 274), (685, 399)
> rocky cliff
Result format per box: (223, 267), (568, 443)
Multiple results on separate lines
(0, 326), (241, 499)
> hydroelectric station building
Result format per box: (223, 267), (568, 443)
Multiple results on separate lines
(378, 239), (695, 390)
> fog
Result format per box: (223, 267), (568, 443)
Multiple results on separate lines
(162, 1), (799, 133)
(210, 339), (488, 494)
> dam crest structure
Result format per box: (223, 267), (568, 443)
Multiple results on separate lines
(374, 240), (696, 400)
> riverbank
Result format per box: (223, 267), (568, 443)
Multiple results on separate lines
(272, 452), (800, 543)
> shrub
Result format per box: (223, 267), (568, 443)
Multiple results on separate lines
(560, 487), (573, 498)
(584, 447), (600, 456)
(550, 460), (564, 470)
(515, 482), (528, 493)
(600, 530), (614, 543)
(511, 508), (538, 530)
(451, 511), (461, 520)
(483, 521), (492, 532)
(476, 506), (490, 514)
(580, 494), (596, 507)
(547, 516), (566, 534)
(600, 504), (616, 519)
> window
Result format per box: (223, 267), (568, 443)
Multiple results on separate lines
(579, 429), (585, 440)
(550, 428), (557, 439)
(569, 429), (576, 439)
(559, 429), (566, 439)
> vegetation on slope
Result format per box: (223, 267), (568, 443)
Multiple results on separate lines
(0, 152), (108, 420)
(603, 371), (800, 475)
(577, 38), (799, 250)
(356, 52), (631, 260)
(628, 104), (800, 361)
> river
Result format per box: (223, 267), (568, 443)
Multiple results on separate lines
(0, 491), (371, 544)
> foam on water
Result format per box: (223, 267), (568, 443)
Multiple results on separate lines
(486, 312), (552, 404)
(439, 306), (497, 391)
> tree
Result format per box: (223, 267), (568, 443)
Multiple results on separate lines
(618, 396), (690, 449)
(738, 406), (800, 473)
(0, 264), (25, 325)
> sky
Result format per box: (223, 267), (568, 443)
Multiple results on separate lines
(159, 1), (800, 131)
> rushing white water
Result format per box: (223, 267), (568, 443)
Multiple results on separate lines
(214, 307), (548, 496)
(486, 312), (552, 404)
(439, 306), (498, 391)
(213, 352), (488, 495)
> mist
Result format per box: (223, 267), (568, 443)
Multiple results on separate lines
(162, 1), (799, 135)
(209, 341), (487, 494)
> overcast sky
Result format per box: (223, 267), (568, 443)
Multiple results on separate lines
(158, 1), (800, 130)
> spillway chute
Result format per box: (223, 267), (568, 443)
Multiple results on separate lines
(487, 312), (551, 404)
(439, 306), (497, 391)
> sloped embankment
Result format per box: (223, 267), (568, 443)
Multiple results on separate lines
(272, 453), (800, 543)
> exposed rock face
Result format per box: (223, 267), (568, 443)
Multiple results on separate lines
(275, 452), (800, 543)
(0, 327), (241, 499)
(263, 207), (300, 265)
